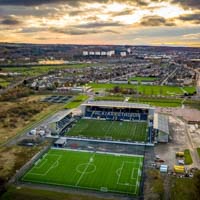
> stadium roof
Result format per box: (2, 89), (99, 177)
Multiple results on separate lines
(54, 138), (66, 145)
(153, 113), (169, 134)
(48, 110), (72, 123)
(82, 100), (153, 109)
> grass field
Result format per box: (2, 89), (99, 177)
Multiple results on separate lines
(197, 148), (200, 158)
(1, 186), (120, 200)
(88, 83), (196, 96)
(95, 95), (200, 109)
(170, 177), (194, 200)
(184, 149), (193, 165)
(2, 64), (93, 76)
(64, 95), (88, 109)
(0, 77), (10, 87)
(66, 119), (148, 142)
(22, 149), (143, 196)
(129, 97), (182, 107)
(0, 81), (10, 87)
(129, 76), (158, 82)
(95, 95), (125, 101)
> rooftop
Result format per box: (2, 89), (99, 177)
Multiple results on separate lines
(153, 113), (169, 134)
(54, 138), (66, 145)
(48, 110), (72, 123)
(82, 100), (153, 109)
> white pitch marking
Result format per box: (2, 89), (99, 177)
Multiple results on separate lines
(134, 157), (142, 194)
(75, 153), (95, 186)
(29, 155), (62, 176)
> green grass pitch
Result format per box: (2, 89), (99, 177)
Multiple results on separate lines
(22, 149), (143, 196)
(88, 83), (196, 96)
(66, 119), (148, 142)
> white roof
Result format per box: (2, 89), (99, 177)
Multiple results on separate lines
(48, 110), (72, 123)
(54, 138), (66, 145)
(82, 100), (153, 110)
(153, 113), (169, 134)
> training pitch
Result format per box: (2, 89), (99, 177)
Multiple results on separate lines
(66, 119), (148, 142)
(22, 149), (143, 196)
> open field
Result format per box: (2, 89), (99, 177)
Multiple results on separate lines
(22, 149), (143, 196)
(95, 96), (200, 109)
(129, 97), (182, 107)
(66, 119), (148, 142)
(0, 186), (120, 200)
(170, 177), (195, 200)
(88, 83), (196, 96)
(144, 169), (164, 200)
(0, 143), (49, 181)
(95, 96), (125, 101)
(0, 95), (64, 144)
(197, 148), (200, 158)
(0, 81), (10, 87)
(129, 76), (158, 82)
(95, 95), (182, 107)
(2, 64), (93, 76)
(64, 94), (88, 109)
(0, 77), (10, 88)
(184, 149), (193, 165)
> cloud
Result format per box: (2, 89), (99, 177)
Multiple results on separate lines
(178, 13), (200, 24)
(139, 15), (175, 26)
(75, 22), (124, 28)
(0, 16), (22, 25)
(0, 0), (199, 46)
(171, 0), (200, 9)
(50, 27), (119, 35)
(49, 21), (124, 36)
(67, 7), (101, 17)
(19, 27), (46, 33)
(110, 9), (134, 17)
(0, 0), (150, 7)
(182, 33), (200, 40)
(0, 5), (58, 18)
(0, 0), (66, 6)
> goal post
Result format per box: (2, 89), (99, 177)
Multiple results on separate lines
(100, 187), (108, 192)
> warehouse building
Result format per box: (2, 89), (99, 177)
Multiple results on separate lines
(153, 113), (169, 143)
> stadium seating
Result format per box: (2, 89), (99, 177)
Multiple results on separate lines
(85, 107), (148, 122)
(56, 114), (73, 131)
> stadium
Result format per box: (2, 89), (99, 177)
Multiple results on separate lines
(21, 100), (159, 198)
(78, 101), (155, 143)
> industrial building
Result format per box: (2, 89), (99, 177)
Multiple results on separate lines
(54, 138), (67, 148)
(82, 50), (115, 57)
(153, 113), (169, 143)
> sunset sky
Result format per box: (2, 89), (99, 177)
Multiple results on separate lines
(0, 0), (200, 46)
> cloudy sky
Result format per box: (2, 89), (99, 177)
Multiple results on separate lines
(0, 0), (200, 46)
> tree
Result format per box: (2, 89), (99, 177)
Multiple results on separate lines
(193, 170), (200, 199)
(113, 86), (121, 93)
(54, 81), (59, 88)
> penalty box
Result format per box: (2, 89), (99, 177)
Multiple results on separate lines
(117, 161), (141, 187)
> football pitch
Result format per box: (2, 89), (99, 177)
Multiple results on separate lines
(22, 149), (143, 196)
(66, 119), (148, 142)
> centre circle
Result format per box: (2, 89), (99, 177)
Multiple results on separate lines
(76, 163), (96, 174)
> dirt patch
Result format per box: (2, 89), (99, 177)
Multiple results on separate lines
(0, 97), (61, 144)
(0, 143), (48, 181)
(144, 169), (164, 200)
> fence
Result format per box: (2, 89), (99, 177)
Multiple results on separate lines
(9, 144), (52, 184)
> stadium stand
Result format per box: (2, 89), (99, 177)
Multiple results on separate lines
(82, 101), (154, 122)
(48, 110), (75, 135)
